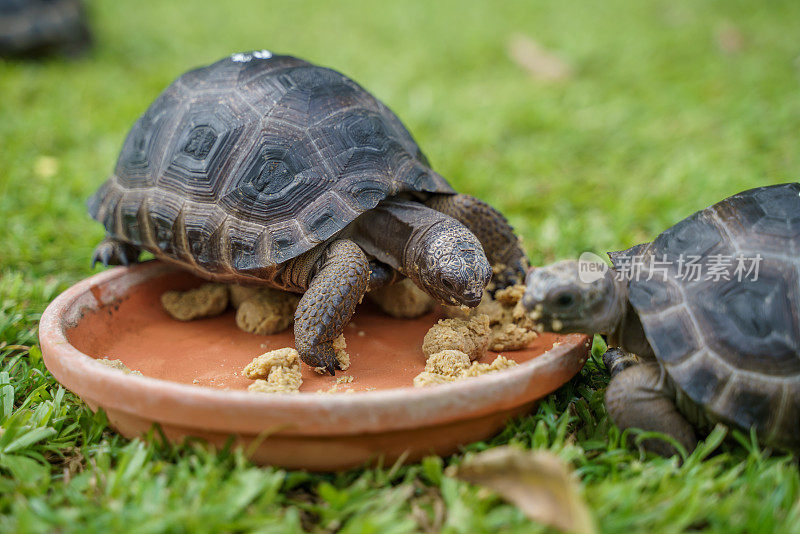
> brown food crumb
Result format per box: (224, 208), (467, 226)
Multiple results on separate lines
(235, 288), (300, 335)
(443, 285), (537, 351)
(242, 347), (303, 394)
(318, 374), (356, 394)
(368, 278), (434, 318)
(422, 315), (491, 361)
(96, 358), (142, 376)
(161, 283), (229, 321)
(413, 352), (517, 387)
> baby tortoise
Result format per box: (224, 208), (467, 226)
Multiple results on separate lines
(0, 0), (91, 57)
(523, 183), (800, 455)
(88, 51), (528, 374)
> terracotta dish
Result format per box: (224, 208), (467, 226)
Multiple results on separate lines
(39, 262), (590, 471)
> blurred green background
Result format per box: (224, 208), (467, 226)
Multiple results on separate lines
(1, 0), (800, 531)
(3, 0), (799, 277)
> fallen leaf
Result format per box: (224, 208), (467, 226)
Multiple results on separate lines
(715, 22), (745, 55)
(447, 446), (595, 534)
(507, 34), (573, 82)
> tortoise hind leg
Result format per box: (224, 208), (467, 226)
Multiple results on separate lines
(425, 193), (529, 289)
(92, 237), (140, 267)
(604, 358), (697, 457)
(294, 239), (369, 374)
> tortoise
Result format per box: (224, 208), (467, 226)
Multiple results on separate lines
(522, 183), (800, 455)
(0, 0), (91, 58)
(88, 51), (529, 374)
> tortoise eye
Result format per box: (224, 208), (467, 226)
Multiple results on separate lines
(552, 291), (577, 308)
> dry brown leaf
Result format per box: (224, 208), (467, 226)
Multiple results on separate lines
(447, 446), (595, 534)
(715, 22), (745, 55)
(508, 34), (573, 82)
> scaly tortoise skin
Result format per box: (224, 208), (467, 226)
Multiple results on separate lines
(523, 184), (800, 455)
(88, 51), (529, 373)
(0, 0), (91, 57)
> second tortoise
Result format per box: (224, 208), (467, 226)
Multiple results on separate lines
(522, 183), (800, 455)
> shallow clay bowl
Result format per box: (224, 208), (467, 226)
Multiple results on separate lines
(39, 261), (590, 471)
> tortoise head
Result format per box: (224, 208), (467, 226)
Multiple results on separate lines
(412, 220), (491, 307)
(522, 259), (625, 334)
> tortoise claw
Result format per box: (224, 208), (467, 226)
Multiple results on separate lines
(298, 343), (341, 376)
(91, 238), (139, 268)
(91, 246), (110, 268)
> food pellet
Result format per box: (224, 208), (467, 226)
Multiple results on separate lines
(160, 283), (229, 321)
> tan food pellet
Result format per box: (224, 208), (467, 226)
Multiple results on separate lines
(96, 358), (142, 376)
(235, 288), (300, 335)
(368, 278), (434, 318)
(229, 284), (261, 308)
(265, 365), (303, 390)
(443, 290), (503, 322)
(442, 285), (537, 351)
(461, 355), (517, 377)
(242, 347), (299, 379)
(243, 348), (303, 394)
(413, 353), (517, 387)
(413, 371), (458, 387)
(422, 315), (491, 361)
(424, 349), (471, 376)
(489, 322), (537, 352)
(494, 284), (525, 306)
(248, 377), (300, 394)
(161, 283), (229, 321)
(333, 335), (350, 370)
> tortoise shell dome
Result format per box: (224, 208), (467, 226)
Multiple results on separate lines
(88, 52), (454, 275)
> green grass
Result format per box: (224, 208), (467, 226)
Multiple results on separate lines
(2, 0), (800, 531)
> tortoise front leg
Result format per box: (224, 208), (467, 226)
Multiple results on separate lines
(425, 194), (529, 288)
(294, 239), (369, 374)
(91, 236), (140, 267)
(604, 356), (697, 457)
(602, 347), (642, 377)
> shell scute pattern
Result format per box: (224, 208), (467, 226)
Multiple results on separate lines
(695, 266), (800, 375)
(670, 353), (729, 406)
(616, 184), (800, 443)
(642, 307), (701, 365)
(114, 88), (186, 189)
(157, 92), (255, 203)
(89, 53), (454, 274)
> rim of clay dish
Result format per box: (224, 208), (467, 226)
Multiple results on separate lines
(40, 262), (590, 437)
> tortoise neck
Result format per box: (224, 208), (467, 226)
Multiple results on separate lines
(601, 273), (630, 339)
(352, 198), (450, 277)
(605, 276), (654, 358)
